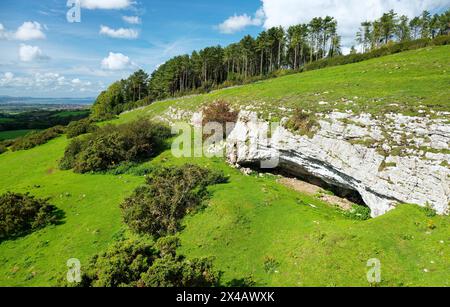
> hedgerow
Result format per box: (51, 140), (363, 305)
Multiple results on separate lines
(10, 126), (65, 151)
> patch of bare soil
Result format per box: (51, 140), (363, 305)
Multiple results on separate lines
(278, 177), (354, 211)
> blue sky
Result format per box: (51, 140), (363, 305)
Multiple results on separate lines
(0, 0), (448, 98)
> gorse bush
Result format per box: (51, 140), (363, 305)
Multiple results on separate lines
(121, 165), (227, 238)
(0, 192), (60, 240)
(74, 237), (219, 287)
(65, 119), (98, 139)
(60, 119), (171, 173)
(11, 126), (65, 151)
(0, 143), (6, 155)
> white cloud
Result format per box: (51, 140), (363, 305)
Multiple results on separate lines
(14, 21), (46, 41)
(259, 0), (450, 46)
(0, 23), (7, 39)
(80, 0), (132, 10)
(123, 16), (141, 24)
(19, 44), (48, 62)
(101, 52), (132, 70)
(218, 9), (265, 34)
(3, 72), (14, 81)
(0, 71), (96, 93)
(100, 25), (139, 39)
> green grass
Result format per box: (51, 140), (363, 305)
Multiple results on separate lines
(0, 130), (35, 141)
(0, 46), (449, 287)
(118, 45), (450, 123)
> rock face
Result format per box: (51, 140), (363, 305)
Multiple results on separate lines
(225, 111), (450, 217)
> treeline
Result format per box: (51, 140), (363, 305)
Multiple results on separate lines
(92, 9), (450, 119)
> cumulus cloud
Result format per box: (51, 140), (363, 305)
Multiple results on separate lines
(218, 8), (265, 34)
(19, 44), (49, 62)
(80, 0), (132, 10)
(101, 52), (133, 70)
(123, 16), (141, 24)
(14, 21), (46, 41)
(259, 0), (450, 45)
(100, 25), (139, 39)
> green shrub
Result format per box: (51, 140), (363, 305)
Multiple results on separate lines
(121, 165), (227, 238)
(0, 192), (60, 240)
(10, 126), (65, 151)
(74, 237), (219, 287)
(66, 119), (98, 139)
(140, 255), (218, 287)
(60, 119), (171, 173)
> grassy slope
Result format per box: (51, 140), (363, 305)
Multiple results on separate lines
(119, 45), (450, 124)
(0, 46), (449, 286)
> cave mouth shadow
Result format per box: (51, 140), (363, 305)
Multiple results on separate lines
(242, 162), (368, 207)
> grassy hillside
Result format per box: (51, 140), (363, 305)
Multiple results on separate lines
(0, 46), (449, 286)
(119, 45), (450, 124)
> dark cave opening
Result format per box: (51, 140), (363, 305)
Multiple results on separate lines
(242, 162), (367, 207)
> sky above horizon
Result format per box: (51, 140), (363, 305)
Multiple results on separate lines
(0, 0), (449, 98)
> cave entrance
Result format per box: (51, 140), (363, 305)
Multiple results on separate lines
(243, 162), (367, 207)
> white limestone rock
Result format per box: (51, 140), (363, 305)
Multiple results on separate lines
(225, 111), (450, 217)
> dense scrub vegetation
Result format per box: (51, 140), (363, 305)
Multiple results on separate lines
(65, 118), (98, 139)
(0, 192), (60, 240)
(10, 126), (65, 151)
(74, 237), (219, 287)
(91, 10), (449, 118)
(121, 165), (227, 238)
(0, 143), (6, 155)
(60, 119), (170, 173)
(0, 109), (89, 132)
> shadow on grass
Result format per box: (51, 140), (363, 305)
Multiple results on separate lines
(0, 207), (66, 245)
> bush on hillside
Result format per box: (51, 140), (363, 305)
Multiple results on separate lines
(202, 100), (239, 139)
(60, 119), (171, 173)
(121, 165), (227, 238)
(0, 192), (60, 240)
(10, 126), (65, 151)
(73, 237), (219, 287)
(66, 119), (98, 139)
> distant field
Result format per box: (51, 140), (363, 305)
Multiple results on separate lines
(0, 130), (35, 141)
